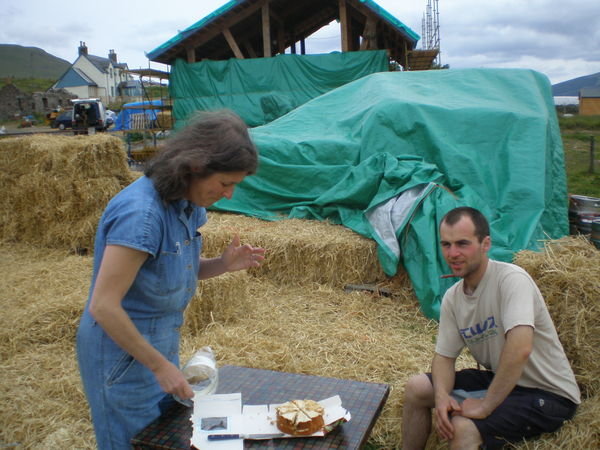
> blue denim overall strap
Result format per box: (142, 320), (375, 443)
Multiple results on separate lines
(76, 176), (207, 449)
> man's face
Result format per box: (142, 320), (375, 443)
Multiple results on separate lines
(185, 171), (247, 207)
(440, 215), (490, 281)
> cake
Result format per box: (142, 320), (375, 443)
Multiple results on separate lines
(275, 399), (325, 436)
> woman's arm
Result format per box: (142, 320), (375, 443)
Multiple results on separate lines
(89, 244), (193, 399)
(199, 234), (265, 280)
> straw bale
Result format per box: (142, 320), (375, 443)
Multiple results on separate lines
(183, 270), (251, 336)
(2, 229), (599, 448)
(0, 243), (90, 358)
(0, 134), (131, 180)
(0, 243), (94, 448)
(514, 235), (600, 397)
(202, 212), (389, 288)
(0, 134), (138, 251)
(156, 111), (172, 129)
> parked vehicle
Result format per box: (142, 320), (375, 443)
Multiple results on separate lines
(105, 109), (117, 128)
(51, 111), (73, 130)
(71, 98), (107, 134)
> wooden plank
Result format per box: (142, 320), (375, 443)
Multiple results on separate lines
(339, 0), (349, 52)
(360, 16), (378, 50)
(223, 27), (244, 59)
(186, 47), (195, 63)
(262, 3), (272, 57)
(244, 42), (257, 58)
(187, 0), (269, 52)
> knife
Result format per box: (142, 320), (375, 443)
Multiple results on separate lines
(208, 433), (285, 441)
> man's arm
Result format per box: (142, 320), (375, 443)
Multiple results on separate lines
(432, 353), (461, 441)
(459, 325), (533, 419)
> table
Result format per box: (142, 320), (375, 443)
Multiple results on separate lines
(132, 365), (390, 449)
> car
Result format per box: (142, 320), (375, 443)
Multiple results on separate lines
(105, 109), (117, 128)
(51, 111), (73, 130)
(71, 98), (108, 133)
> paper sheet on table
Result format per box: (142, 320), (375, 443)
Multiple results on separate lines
(191, 393), (243, 450)
(191, 394), (351, 449)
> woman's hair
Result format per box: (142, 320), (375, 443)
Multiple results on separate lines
(145, 109), (258, 202)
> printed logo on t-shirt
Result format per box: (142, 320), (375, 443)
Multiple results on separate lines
(460, 316), (499, 344)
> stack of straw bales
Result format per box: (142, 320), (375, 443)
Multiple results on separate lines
(0, 134), (598, 449)
(0, 134), (136, 252)
(515, 236), (600, 397)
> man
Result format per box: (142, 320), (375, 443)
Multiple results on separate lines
(401, 207), (580, 449)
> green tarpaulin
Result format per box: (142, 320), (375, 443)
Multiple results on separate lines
(210, 68), (568, 320)
(169, 50), (389, 127)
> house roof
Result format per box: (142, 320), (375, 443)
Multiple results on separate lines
(86, 54), (128, 73)
(580, 87), (600, 98)
(54, 67), (97, 89)
(147, 0), (420, 67)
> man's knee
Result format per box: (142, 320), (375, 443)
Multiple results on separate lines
(450, 416), (482, 448)
(404, 373), (434, 407)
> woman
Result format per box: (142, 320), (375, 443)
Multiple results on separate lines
(76, 110), (265, 449)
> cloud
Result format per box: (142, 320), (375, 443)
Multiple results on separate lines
(2, 0), (598, 84)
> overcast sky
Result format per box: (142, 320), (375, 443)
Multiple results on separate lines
(1, 0), (598, 85)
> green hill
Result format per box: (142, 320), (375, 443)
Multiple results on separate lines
(552, 72), (600, 96)
(0, 44), (70, 79)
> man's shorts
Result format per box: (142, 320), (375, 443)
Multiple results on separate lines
(426, 369), (578, 449)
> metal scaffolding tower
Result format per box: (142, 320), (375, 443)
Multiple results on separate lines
(421, 0), (441, 66)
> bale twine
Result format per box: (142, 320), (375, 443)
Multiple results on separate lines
(0, 134), (137, 251)
(514, 235), (600, 398)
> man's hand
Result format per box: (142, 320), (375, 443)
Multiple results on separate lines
(456, 397), (491, 420)
(434, 394), (462, 440)
(454, 398), (492, 419)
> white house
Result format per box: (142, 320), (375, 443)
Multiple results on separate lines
(53, 42), (142, 104)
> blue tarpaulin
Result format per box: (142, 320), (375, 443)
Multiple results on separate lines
(112, 100), (162, 131)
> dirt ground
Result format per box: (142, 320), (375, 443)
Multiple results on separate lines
(0, 122), (60, 135)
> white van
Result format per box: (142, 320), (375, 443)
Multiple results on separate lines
(71, 98), (107, 134)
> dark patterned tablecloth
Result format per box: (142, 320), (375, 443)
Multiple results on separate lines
(131, 365), (390, 450)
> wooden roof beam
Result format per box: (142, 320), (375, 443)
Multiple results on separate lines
(185, 0), (269, 55)
(285, 7), (337, 45)
(223, 28), (244, 59)
(262, 3), (272, 57)
(339, 0), (350, 52)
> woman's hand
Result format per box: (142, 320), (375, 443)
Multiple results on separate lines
(153, 360), (194, 400)
(221, 234), (265, 272)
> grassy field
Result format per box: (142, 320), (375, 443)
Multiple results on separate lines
(560, 115), (600, 198)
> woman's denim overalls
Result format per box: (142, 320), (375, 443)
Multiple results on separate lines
(77, 176), (206, 449)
